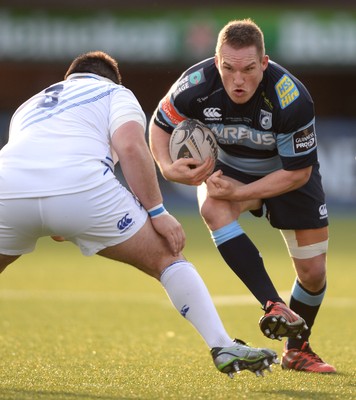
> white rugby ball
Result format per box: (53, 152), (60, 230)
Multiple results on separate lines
(169, 119), (218, 163)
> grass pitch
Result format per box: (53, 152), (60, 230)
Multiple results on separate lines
(0, 213), (354, 399)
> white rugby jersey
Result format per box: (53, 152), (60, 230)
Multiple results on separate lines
(0, 73), (146, 198)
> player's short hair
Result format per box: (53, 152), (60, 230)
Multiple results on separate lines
(64, 51), (122, 84)
(215, 19), (265, 60)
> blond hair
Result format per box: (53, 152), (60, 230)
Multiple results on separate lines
(215, 19), (265, 60)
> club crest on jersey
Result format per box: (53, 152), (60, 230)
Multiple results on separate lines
(259, 109), (272, 130)
(275, 74), (300, 109)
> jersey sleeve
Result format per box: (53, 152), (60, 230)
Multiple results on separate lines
(109, 87), (147, 136)
(277, 119), (318, 170)
(273, 75), (318, 170)
(152, 61), (210, 134)
(152, 79), (190, 134)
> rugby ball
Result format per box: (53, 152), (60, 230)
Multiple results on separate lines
(169, 119), (218, 163)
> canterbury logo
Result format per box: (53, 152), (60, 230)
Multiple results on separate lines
(203, 107), (222, 118)
(180, 304), (190, 317)
(117, 213), (133, 231)
(319, 204), (328, 216)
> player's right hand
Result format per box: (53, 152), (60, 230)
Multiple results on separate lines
(164, 157), (215, 186)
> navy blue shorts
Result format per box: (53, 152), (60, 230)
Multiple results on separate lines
(215, 161), (329, 230)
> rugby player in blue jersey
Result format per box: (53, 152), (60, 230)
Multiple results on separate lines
(149, 19), (335, 373)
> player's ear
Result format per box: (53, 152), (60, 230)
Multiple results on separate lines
(215, 53), (221, 68)
(261, 55), (269, 71)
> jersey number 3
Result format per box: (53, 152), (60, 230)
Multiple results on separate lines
(37, 84), (64, 108)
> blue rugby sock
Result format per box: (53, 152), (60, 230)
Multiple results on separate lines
(212, 221), (282, 306)
(287, 280), (326, 349)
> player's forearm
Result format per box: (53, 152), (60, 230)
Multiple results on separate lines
(235, 167), (312, 200)
(120, 144), (164, 210)
(113, 121), (163, 210)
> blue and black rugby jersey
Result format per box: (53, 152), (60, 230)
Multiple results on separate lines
(153, 57), (318, 176)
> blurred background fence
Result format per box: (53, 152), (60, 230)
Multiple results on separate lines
(0, 1), (355, 212)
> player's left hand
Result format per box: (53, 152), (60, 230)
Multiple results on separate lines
(151, 214), (186, 256)
(206, 170), (236, 200)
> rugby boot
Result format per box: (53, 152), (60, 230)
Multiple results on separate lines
(259, 301), (308, 340)
(281, 341), (336, 373)
(211, 339), (279, 378)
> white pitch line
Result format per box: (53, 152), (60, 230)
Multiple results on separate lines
(0, 289), (354, 307)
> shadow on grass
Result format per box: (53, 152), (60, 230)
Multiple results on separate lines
(258, 389), (342, 399)
(0, 389), (136, 400)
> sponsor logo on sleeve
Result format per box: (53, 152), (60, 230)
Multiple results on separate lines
(275, 74), (300, 109)
(293, 125), (317, 154)
(172, 68), (205, 99)
(161, 95), (186, 125)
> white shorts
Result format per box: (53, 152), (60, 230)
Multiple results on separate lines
(0, 179), (148, 256)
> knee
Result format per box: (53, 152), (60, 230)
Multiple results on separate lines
(199, 199), (214, 225)
(200, 198), (238, 230)
(295, 256), (327, 292)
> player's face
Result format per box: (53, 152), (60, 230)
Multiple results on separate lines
(215, 44), (269, 104)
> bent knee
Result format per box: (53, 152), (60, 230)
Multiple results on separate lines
(296, 267), (327, 292)
(200, 198), (240, 230)
(293, 254), (327, 291)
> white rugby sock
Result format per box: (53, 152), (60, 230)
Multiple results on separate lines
(160, 260), (234, 349)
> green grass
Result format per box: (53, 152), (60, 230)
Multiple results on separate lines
(0, 213), (355, 399)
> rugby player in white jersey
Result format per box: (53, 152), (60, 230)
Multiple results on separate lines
(0, 51), (277, 378)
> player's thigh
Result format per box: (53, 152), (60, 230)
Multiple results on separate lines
(0, 198), (42, 255)
(219, 175), (262, 212)
(44, 181), (148, 256)
(281, 227), (329, 256)
(97, 218), (179, 279)
(295, 226), (329, 246)
(280, 227), (328, 286)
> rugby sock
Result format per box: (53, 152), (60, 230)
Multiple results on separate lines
(287, 279), (326, 350)
(160, 260), (235, 349)
(213, 221), (282, 307)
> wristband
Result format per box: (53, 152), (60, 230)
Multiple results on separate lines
(147, 203), (169, 219)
